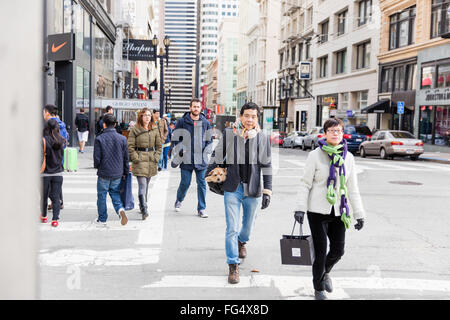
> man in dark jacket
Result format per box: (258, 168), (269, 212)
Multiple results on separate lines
(75, 108), (89, 153)
(207, 102), (272, 284)
(172, 98), (213, 218)
(93, 113), (129, 226)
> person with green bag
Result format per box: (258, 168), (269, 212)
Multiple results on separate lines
(294, 118), (366, 300)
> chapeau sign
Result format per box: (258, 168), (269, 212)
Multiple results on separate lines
(122, 39), (156, 61)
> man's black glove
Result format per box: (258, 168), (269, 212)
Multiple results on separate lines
(294, 211), (305, 224)
(261, 194), (270, 210)
(354, 218), (364, 231)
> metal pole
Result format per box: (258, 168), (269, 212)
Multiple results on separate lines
(160, 54), (164, 115)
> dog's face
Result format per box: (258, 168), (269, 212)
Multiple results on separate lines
(205, 167), (227, 183)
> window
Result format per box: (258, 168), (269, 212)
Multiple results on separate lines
(341, 92), (349, 109)
(431, 0), (450, 38)
(291, 46), (296, 65)
(280, 52), (284, 69)
(356, 41), (370, 69)
(437, 63), (450, 88)
(306, 43), (311, 59)
(358, 91), (369, 110)
(298, 43), (303, 62)
(381, 68), (392, 93)
(319, 20), (329, 43)
(421, 66), (435, 89)
(358, 0), (372, 26)
(393, 66), (405, 91)
(405, 64), (417, 90)
(337, 10), (347, 36)
(319, 55), (328, 78)
(389, 6), (416, 50)
(335, 49), (346, 74)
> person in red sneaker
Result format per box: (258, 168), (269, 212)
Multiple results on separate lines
(41, 118), (65, 227)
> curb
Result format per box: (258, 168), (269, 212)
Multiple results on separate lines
(419, 157), (450, 165)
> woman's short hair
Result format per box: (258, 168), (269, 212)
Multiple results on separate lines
(323, 118), (345, 132)
(240, 102), (260, 116)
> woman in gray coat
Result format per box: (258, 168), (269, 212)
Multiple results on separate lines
(295, 118), (366, 300)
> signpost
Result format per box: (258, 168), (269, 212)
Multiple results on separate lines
(298, 61), (311, 80)
(397, 101), (404, 130)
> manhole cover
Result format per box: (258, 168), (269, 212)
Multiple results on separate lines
(389, 181), (423, 186)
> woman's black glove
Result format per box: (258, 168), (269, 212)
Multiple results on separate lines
(261, 194), (270, 210)
(354, 218), (364, 231)
(294, 211), (305, 224)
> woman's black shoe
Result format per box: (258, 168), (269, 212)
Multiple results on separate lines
(322, 273), (333, 293)
(314, 290), (328, 300)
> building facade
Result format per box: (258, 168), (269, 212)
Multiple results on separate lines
(45, 0), (117, 147)
(378, 0), (450, 151)
(164, 0), (198, 116)
(312, 0), (380, 131)
(278, 0), (315, 133)
(198, 0), (240, 99)
(217, 18), (239, 115)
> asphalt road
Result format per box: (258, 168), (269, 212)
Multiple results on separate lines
(39, 146), (450, 300)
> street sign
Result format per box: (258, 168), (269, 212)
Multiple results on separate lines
(298, 61), (311, 80)
(397, 101), (404, 115)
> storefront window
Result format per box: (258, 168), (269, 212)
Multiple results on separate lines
(83, 9), (91, 55)
(435, 106), (450, 146)
(437, 63), (450, 88)
(74, 3), (83, 50)
(421, 66), (435, 89)
(95, 26), (114, 101)
(419, 106), (435, 144)
(76, 66), (90, 113)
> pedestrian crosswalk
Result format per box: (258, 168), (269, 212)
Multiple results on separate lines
(40, 169), (171, 267)
(278, 158), (450, 173)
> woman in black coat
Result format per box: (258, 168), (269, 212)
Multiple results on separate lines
(41, 118), (65, 227)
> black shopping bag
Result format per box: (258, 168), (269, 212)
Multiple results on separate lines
(280, 218), (314, 266)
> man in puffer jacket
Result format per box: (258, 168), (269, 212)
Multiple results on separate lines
(93, 113), (129, 227)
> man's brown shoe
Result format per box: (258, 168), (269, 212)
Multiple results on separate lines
(238, 241), (247, 259)
(228, 264), (240, 284)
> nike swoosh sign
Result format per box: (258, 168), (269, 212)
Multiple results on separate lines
(51, 41), (67, 53)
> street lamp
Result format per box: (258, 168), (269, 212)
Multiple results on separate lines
(152, 35), (171, 115)
(165, 83), (172, 114)
(280, 77), (292, 133)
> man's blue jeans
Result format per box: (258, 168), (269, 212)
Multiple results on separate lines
(224, 183), (260, 265)
(97, 177), (125, 223)
(176, 168), (206, 211)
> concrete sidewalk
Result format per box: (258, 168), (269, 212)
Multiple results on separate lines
(419, 152), (450, 164)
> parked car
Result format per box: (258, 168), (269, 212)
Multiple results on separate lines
(302, 127), (324, 150)
(271, 132), (287, 146)
(343, 125), (372, 153)
(282, 131), (308, 148)
(359, 130), (424, 160)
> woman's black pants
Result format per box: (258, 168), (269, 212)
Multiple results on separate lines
(307, 209), (346, 291)
(42, 176), (63, 220)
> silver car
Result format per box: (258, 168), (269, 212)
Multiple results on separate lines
(302, 127), (324, 150)
(359, 130), (424, 160)
(282, 131), (307, 148)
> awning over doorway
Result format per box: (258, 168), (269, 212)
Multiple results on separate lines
(361, 99), (391, 114)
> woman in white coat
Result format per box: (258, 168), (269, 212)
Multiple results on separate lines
(294, 118), (366, 300)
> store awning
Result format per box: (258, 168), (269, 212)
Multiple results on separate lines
(361, 99), (391, 114)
